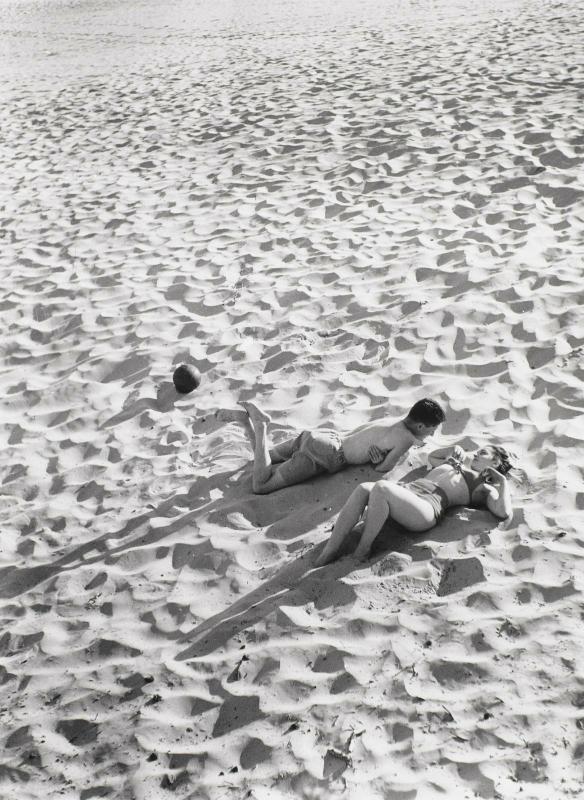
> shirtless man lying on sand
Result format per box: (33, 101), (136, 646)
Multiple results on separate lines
(223, 398), (445, 494)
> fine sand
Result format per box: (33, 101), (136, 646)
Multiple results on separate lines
(1, 0), (584, 797)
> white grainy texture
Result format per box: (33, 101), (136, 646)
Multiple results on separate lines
(0, 0), (583, 798)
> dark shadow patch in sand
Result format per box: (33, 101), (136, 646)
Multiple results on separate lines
(211, 693), (264, 737)
(206, 464), (379, 540)
(370, 505), (499, 567)
(240, 737), (272, 769)
(434, 556), (486, 596)
(56, 719), (99, 746)
(0, 764), (31, 784)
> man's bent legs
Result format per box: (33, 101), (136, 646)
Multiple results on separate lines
(247, 417), (276, 492)
(270, 436), (299, 464)
(251, 450), (322, 494)
(237, 401), (281, 493)
(316, 482), (374, 566)
(354, 481), (436, 559)
(242, 404), (324, 494)
(246, 426), (321, 494)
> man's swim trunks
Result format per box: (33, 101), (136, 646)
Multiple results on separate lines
(277, 429), (347, 485)
(297, 430), (347, 472)
(406, 478), (448, 523)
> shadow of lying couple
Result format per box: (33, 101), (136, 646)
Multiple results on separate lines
(0, 459), (503, 663)
(0, 454), (368, 600)
(176, 465), (504, 660)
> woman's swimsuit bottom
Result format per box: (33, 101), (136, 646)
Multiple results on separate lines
(406, 468), (478, 524)
(407, 478), (449, 523)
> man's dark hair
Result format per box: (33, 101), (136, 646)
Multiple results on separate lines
(406, 398), (446, 426)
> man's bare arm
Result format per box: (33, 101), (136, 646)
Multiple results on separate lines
(375, 442), (411, 473)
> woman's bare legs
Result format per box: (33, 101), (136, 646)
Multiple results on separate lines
(315, 482), (374, 566)
(353, 481), (436, 560)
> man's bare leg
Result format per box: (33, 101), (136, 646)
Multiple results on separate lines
(269, 437), (297, 463)
(239, 401), (283, 493)
(215, 408), (294, 463)
(315, 483), (374, 566)
(233, 401), (319, 494)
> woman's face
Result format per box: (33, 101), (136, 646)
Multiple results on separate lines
(470, 447), (500, 472)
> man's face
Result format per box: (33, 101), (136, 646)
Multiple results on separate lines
(417, 423), (439, 440)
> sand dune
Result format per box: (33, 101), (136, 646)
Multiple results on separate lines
(1, 0), (584, 797)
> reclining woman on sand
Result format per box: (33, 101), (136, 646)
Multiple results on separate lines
(315, 444), (514, 566)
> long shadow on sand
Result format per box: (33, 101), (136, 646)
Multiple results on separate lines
(101, 381), (189, 427)
(0, 466), (246, 599)
(176, 500), (502, 661)
(0, 462), (374, 600)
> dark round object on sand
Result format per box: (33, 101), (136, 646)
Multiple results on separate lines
(173, 364), (201, 393)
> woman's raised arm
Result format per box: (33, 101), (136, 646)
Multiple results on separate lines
(476, 467), (512, 521)
(428, 444), (465, 468)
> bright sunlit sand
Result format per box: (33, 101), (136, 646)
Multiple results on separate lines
(1, 0), (583, 797)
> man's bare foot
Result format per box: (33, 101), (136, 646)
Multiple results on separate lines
(215, 409), (248, 423)
(239, 401), (271, 425)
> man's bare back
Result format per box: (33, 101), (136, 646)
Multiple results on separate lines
(342, 421), (419, 471)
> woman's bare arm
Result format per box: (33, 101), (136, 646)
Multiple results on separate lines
(428, 444), (465, 468)
(486, 481), (512, 521)
(475, 468), (512, 521)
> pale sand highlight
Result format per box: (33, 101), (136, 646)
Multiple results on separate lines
(1, 0), (584, 797)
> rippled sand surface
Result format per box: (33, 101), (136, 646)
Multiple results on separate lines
(1, 0), (584, 797)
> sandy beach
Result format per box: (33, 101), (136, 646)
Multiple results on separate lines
(1, 0), (584, 797)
